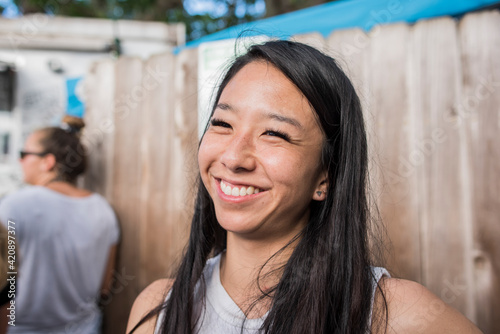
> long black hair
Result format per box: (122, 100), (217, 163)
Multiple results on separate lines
(130, 40), (386, 334)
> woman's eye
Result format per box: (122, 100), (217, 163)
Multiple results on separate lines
(210, 118), (231, 128)
(264, 130), (290, 141)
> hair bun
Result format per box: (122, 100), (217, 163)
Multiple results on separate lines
(61, 115), (85, 135)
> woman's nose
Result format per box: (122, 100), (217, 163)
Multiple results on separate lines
(219, 134), (256, 172)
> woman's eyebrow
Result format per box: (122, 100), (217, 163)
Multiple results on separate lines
(215, 102), (233, 111)
(215, 102), (303, 130)
(266, 112), (303, 130)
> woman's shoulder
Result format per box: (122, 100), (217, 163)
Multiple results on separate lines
(0, 186), (42, 214)
(127, 279), (174, 334)
(1, 185), (41, 201)
(1, 185), (91, 207)
(373, 277), (482, 334)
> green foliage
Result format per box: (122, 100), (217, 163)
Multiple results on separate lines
(14, 0), (108, 17)
(167, 1), (262, 41)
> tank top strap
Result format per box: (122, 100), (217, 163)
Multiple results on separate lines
(367, 266), (391, 331)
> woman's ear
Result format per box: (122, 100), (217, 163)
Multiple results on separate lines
(313, 171), (329, 201)
(41, 153), (57, 172)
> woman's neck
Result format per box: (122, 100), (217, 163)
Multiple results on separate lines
(43, 180), (92, 198)
(220, 232), (300, 318)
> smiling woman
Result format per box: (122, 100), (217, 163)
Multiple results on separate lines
(199, 61), (327, 240)
(126, 40), (482, 334)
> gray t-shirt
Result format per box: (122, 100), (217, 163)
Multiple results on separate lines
(0, 186), (119, 333)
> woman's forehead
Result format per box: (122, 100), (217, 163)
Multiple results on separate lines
(220, 63), (305, 109)
(218, 62), (323, 130)
(25, 131), (44, 148)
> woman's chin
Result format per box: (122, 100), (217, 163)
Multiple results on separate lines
(217, 220), (254, 235)
(215, 215), (265, 237)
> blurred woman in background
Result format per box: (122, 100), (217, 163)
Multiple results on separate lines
(0, 116), (120, 333)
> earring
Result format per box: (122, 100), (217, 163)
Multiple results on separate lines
(316, 191), (322, 196)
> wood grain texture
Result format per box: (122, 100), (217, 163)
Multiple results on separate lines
(105, 57), (144, 334)
(82, 60), (115, 199)
(82, 60), (125, 332)
(326, 27), (369, 109)
(160, 46), (199, 277)
(138, 52), (177, 289)
(459, 10), (500, 334)
(175, 47), (199, 216)
(408, 16), (472, 317)
(137, 48), (198, 292)
(366, 23), (421, 281)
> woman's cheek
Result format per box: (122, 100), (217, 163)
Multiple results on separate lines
(198, 136), (216, 167)
(261, 150), (297, 178)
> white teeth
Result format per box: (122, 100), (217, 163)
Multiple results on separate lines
(220, 180), (261, 197)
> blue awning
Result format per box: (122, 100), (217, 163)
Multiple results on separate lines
(182, 0), (500, 50)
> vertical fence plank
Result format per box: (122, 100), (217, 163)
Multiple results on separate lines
(134, 47), (199, 319)
(162, 46), (199, 276)
(175, 47), (199, 213)
(326, 28), (369, 109)
(366, 23), (422, 281)
(103, 57), (144, 334)
(459, 11), (500, 333)
(137, 47), (198, 292)
(82, 60), (115, 199)
(170, 46), (199, 259)
(138, 52), (177, 289)
(408, 16), (473, 318)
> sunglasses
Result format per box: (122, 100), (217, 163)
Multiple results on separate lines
(19, 151), (48, 159)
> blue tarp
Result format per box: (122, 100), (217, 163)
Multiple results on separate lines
(66, 77), (85, 118)
(184, 0), (500, 49)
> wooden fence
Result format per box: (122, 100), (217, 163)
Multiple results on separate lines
(83, 10), (500, 334)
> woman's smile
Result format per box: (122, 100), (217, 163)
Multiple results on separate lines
(211, 177), (268, 206)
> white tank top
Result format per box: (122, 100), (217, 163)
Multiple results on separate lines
(155, 253), (389, 333)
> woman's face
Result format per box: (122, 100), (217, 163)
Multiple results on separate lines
(198, 61), (327, 240)
(20, 131), (46, 185)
